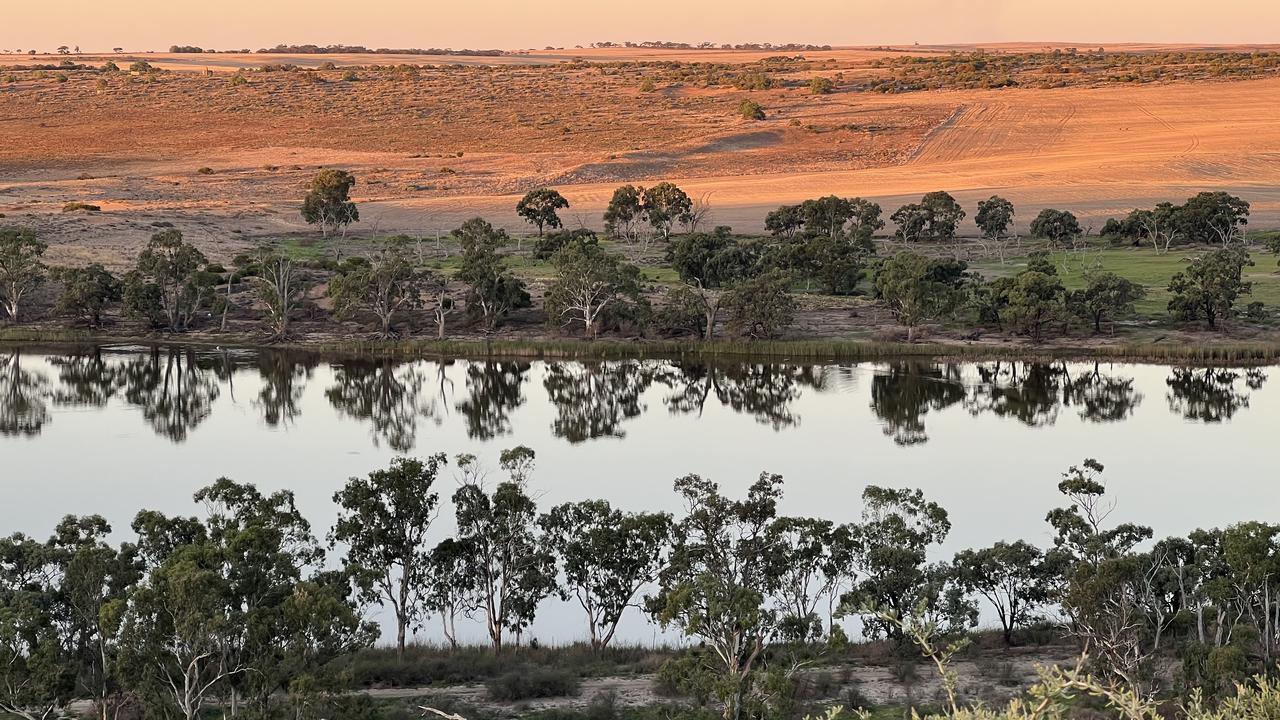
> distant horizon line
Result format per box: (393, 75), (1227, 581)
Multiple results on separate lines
(7, 39), (1280, 56)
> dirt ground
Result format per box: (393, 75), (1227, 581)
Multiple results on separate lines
(3, 46), (1280, 268)
(369, 645), (1086, 718)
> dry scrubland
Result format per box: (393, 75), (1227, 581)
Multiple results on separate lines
(2, 45), (1280, 268)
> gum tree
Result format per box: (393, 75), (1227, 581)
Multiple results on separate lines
(330, 455), (446, 657)
(0, 227), (47, 323)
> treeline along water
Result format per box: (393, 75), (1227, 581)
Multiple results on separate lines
(1, 344), (1277, 642)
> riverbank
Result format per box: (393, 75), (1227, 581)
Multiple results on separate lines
(5, 325), (1280, 364)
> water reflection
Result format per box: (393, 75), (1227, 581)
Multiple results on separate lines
(0, 346), (1273, 448)
(120, 347), (221, 442)
(543, 360), (657, 443)
(0, 350), (50, 437)
(326, 359), (447, 451)
(1166, 367), (1268, 422)
(255, 352), (317, 427)
(660, 362), (828, 430)
(457, 361), (528, 441)
(869, 363), (965, 446)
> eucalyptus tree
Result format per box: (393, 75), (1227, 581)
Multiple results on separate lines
(873, 251), (963, 342)
(540, 500), (674, 650)
(328, 239), (427, 338)
(123, 230), (214, 332)
(248, 252), (307, 339)
(641, 182), (693, 245)
(1167, 247), (1254, 328)
(118, 532), (241, 720)
(1068, 271), (1146, 334)
(301, 169), (359, 237)
(516, 187), (569, 239)
(0, 227), (47, 323)
(54, 265), (121, 328)
(455, 218), (531, 329)
(764, 516), (852, 642)
(648, 472), (788, 720)
(842, 486), (954, 641)
(47, 516), (140, 720)
(1029, 208), (1083, 247)
(451, 448), (557, 654)
(952, 540), (1050, 645)
(330, 455), (447, 657)
(0, 532), (77, 720)
(667, 227), (758, 339)
(603, 185), (644, 243)
(544, 242), (646, 337)
(191, 479), (326, 715)
(974, 195), (1015, 262)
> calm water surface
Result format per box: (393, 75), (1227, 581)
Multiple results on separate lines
(2, 345), (1275, 643)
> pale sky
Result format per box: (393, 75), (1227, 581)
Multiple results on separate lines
(5, 0), (1280, 53)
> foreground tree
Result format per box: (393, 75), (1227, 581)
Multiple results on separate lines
(544, 242), (645, 337)
(649, 473), (787, 720)
(330, 455), (446, 657)
(874, 251), (962, 341)
(328, 240), (426, 337)
(455, 219), (531, 329)
(452, 449), (556, 654)
(1167, 247), (1253, 328)
(123, 230), (214, 332)
(952, 541), (1050, 645)
(0, 227), (48, 323)
(540, 501), (673, 650)
(0, 532), (77, 720)
(54, 264), (120, 327)
(300, 169), (359, 237)
(515, 188), (569, 238)
(844, 486), (957, 641)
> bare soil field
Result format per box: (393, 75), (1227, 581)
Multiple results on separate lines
(3, 46), (1280, 266)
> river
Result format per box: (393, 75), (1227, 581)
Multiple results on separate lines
(1, 344), (1275, 645)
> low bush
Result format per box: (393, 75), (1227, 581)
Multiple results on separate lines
(62, 202), (101, 213)
(486, 666), (581, 701)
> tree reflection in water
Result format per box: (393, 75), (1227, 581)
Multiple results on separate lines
(659, 361), (827, 430)
(0, 350), (50, 437)
(325, 359), (449, 452)
(4, 348), (1274, 449)
(965, 362), (1067, 427)
(542, 360), (657, 443)
(457, 361), (527, 441)
(869, 362), (966, 446)
(1166, 366), (1268, 422)
(49, 349), (120, 408)
(120, 347), (221, 443)
(1065, 362), (1143, 423)
(254, 352), (319, 428)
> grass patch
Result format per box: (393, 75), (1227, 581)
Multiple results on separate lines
(972, 245), (1280, 317)
(336, 643), (673, 689)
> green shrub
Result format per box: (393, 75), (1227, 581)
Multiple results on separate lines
(739, 99), (766, 121)
(486, 666), (581, 701)
(62, 202), (102, 213)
